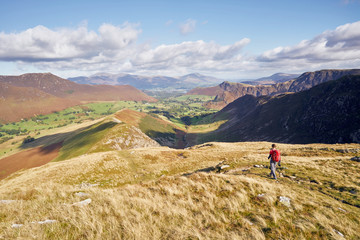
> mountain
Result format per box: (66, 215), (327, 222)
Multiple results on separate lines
(0, 81), (78, 122)
(188, 69), (360, 109)
(200, 75), (360, 144)
(0, 73), (157, 102)
(288, 69), (360, 92)
(179, 73), (223, 85)
(188, 80), (293, 109)
(68, 72), (224, 90)
(70, 73), (181, 90)
(0, 73), (157, 122)
(241, 73), (299, 85)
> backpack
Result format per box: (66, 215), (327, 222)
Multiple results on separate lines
(271, 149), (280, 162)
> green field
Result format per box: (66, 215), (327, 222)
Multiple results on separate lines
(0, 102), (135, 140)
(0, 95), (216, 149)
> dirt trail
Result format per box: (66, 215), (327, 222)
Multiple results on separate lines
(0, 142), (62, 180)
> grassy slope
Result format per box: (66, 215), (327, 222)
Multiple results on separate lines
(55, 118), (160, 161)
(55, 121), (118, 161)
(115, 109), (183, 148)
(0, 142), (359, 239)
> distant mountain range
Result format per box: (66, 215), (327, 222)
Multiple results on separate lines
(198, 74), (360, 144)
(241, 73), (300, 85)
(188, 69), (360, 109)
(68, 72), (224, 90)
(0, 73), (156, 122)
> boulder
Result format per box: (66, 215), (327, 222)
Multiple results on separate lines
(279, 196), (291, 207)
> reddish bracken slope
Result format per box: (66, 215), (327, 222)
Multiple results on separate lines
(0, 73), (157, 122)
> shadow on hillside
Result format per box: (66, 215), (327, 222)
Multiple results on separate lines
(181, 112), (228, 127)
(19, 125), (93, 150)
(182, 166), (216, 176)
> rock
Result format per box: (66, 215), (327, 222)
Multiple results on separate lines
(279, 196), (291, 207)
(31, 219), (57, 225)
(257, 193), (265, 198)
(0, 200), (16, 204)
(215, 162), (231, 172)
(72, 198), (91, 206)
(350, 156), (360, 162)
(75, 192), (89, 197)
(338, 207), (347, 212)
(254, 165), (261, 168)
(11, 224), (23, 228)
(289, 176), (297, 179)
(244, 219), (254, 225)
(333, 229), (344, 237)
(220, 165), (230, 170)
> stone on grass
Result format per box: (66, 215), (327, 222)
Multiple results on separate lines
(72, 198), (91, 206)
(0, 200), (16, 204)
(11, 224), (23, 228)
(38, 219), (57, 225)
(279, 196), (291, 207)
(31, 219), (57, 225)
(220, 165), (230, 170)
(338, 207), (347, 212)
(334, 229), (344, 237)
(350, 156), (360, 162)
(75, 192), (89, 197)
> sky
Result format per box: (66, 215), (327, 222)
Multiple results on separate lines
(0, 0), (360, 80)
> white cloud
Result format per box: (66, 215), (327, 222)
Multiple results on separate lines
(0, 22), (251, 77)
(258, 21), (360, 63)
(179, 19), (197, 35)
(0, 22), (140, 61)
(1, 20), (360, 79)
(131, 39), (250, 72)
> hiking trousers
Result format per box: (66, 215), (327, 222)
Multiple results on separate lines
(270, 160), (277, 179)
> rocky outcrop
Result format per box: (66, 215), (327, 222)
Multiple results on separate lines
(191, 69), (360, 110)
(103, 125), (160, 150)
(288, 69), (360, 92)
(204, 75), (360, 144)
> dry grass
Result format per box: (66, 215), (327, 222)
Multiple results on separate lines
(0, 142), (359, 239)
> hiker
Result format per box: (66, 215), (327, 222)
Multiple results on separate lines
(268, 143), (281, 179)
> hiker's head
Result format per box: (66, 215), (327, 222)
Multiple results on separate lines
(272, 144), (276, 148)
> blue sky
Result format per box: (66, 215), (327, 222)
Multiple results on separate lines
(1, 0), (360, 79)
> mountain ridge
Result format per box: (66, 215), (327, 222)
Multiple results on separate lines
(198, 75), (360, 144)
(68, 72), (224, 90)
(0, 73), (156, 123)
(241, 72), (299, 85)
(188, 69), (360, 109)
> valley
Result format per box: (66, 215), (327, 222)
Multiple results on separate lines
(2, 2), (360, 239)
(0, 69), (359, 239)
